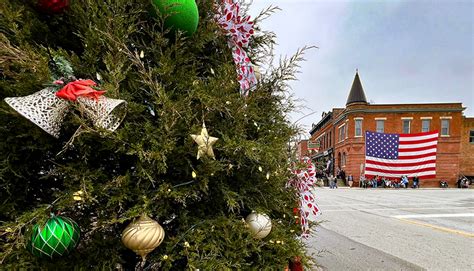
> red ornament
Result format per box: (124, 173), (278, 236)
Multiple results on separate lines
(37, 0), (70, 14)
(289, 256), (304, 271)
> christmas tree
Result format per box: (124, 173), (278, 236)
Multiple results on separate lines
(0, 0), (315, 269)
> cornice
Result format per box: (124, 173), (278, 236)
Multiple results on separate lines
(334, 107), (464, 125)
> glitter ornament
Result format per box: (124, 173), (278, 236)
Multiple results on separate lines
(152, 0), (199, 35)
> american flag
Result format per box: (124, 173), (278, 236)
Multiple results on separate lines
(365, 130), (438, 179)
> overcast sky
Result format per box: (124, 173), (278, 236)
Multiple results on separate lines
(248, 0), (473, 136)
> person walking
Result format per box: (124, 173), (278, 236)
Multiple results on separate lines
(329, 174), (336, 189)
(401, 175), (409, 188)
(412, 176), (419, 188)
(360, 175), (367, 188)
(373, 176), (378, 188)
(348, 174), (354, 187)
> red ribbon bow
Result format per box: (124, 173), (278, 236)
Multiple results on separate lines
(55, 79), (105, 101)
(288, 157), (322, 238)
(215, 0), (257, 96)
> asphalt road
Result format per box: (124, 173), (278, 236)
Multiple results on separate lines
(305, 188), (474, 271)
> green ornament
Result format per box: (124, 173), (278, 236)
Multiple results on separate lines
(27, 215), (80, 258)
(152, 0), (199, 35)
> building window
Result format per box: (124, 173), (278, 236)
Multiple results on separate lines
(422, 119), (430, 132)
(470, 130), (474, 143)
(441, 119), (450, 136)
(339, 125), (346, 142)
(329, 131), (332, 146)
(337, 152), (341, 168)
(355, 119), (362, 137)
(376, 120), (384, 133)
(402, 120), (411, 134)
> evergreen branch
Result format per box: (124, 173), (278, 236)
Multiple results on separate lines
(56, 126), (85, 156)
(172, 180), (195, 188)
(253, 5), (281, 24)
(0, 196), (64, 264)
(170, 222), (205, 252)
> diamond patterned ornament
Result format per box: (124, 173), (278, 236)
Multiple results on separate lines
(27, 215), (80, 258)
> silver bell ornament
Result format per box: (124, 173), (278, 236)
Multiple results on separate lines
(5, 88), (69, 138)
(245, 212), (272, 239)
(77, 96), (127, 132)
(4, 82), (127, 138)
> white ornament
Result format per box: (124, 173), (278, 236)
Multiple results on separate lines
(245, 212), (272, 239)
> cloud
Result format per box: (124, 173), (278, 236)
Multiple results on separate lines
(248, 0), (473, 135)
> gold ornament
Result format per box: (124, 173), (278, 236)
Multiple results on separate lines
(191, 123), (218, 160)
(121, 215), (165, 261)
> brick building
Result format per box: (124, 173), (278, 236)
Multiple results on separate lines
(296, 140), (309, 158)
(460, 117), (474, 178)
(309, 72), (471, 187)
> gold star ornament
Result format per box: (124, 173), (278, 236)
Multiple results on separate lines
(191, 123), (218, 160)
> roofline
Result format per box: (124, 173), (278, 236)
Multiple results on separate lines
(309, 112), (332, 135)
(364, 102), (463, 106)
(333, 107), (465, 125)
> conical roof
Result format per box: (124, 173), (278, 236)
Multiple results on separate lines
(346, 71), (367, 105)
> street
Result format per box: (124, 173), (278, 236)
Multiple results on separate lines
(306, 188), (474, 271)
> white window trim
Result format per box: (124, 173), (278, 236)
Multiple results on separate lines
(339, 125), (346, 142)
(355, 119), (363, 137)
(402, 119), (411, 133)
(338, 123), (346, 129)
(441, 119), (450, 136)
(376, 119), (385, 133)
(401, 117), (413, 120)
(354, 117), (364, 120)
(421, 119), (431, 132)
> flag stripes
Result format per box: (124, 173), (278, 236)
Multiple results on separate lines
(365, 130), (438, 179)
